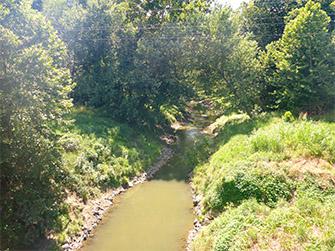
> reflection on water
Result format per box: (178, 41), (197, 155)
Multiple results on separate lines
(82, 128), (200, 251)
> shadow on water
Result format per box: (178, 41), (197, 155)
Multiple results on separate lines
(154, 128), (202, 182)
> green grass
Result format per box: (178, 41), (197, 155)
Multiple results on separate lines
(54, 106), (162, 244)
(193, 194), (335, 251)
(192, 112), (335, 250)
(60, 107), (162, 197)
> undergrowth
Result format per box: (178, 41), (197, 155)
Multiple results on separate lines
(192, 112), (335, 250)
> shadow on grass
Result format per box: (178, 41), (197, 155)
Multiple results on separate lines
(213, 114), (273, 149)
(310, 109), (335, 122)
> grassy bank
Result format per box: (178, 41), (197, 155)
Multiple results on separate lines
(53, 107), (162, 244)
(191, 112), (335, 250)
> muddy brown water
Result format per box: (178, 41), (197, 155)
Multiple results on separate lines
(82, 128), (201, 251)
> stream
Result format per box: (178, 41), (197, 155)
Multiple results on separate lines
(81, 126), (202, 251)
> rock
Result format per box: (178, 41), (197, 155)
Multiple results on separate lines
(121, 183), (129, 189)
(62, 243), (70, 250)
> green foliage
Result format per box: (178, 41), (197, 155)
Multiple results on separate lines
(192, 112), (335, 250)
(60, 108), (161, 199)
(2, 0), (335, 249)
(240, 0), (297, 48)
(282, 111), (295, 122)
(193, 194), (335, 251)
(0, 1), (73, 247)
(39, 0), (335, 120)
(189, 7), (263, 115)
(160, 105), (185, 124)
(240, 0), (335, 48)
(202, 160), (294, 211)
(0, 3), (162, 248)
(45, 0), (203, 125)
(263, 1), (335, 113)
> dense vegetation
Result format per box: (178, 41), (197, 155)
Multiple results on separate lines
(0, 0), (334, 249)
(192, 113), (335, 250)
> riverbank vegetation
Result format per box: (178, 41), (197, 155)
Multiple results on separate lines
(60, 107), (161, 199)
(192, 113), (335, 250)
(1, 104), (162, 248)
(1, 0), (335, 249)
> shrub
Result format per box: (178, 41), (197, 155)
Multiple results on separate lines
(203, 161), (294, 211)
(282, 111), (295, 122)
(59, 134), (82, 152)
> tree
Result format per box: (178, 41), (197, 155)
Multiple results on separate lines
(240, 0), (335, 48)
(0, 1), (73, 247)
(191, 8), (263, 115)
(240, 0), (298, 48)
(263, 0), (335, 113)
(58, 0), (210, 124)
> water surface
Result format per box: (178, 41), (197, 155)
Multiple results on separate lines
(82, 129), (199, 251)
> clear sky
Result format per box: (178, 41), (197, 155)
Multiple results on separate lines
(216, 0), (249, 9)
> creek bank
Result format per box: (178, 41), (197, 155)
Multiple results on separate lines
(186, 114), (217, 250)
(186, 183), (214, 251)
(62, 147), (174, 251)
(64, 103), (215, 251)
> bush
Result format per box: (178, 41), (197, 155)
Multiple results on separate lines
(203, 161), (294, 211)
(59, 134), (82, 152)
(282, 111), (295, 122)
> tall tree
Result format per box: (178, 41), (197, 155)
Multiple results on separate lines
(263, 0), (335, 113)
(241, 0), (335, 48)
(192, 8), (263, 115)
(58, 0), (211, 124)
(0, 0), (73, 247)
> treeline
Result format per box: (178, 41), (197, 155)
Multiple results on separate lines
(0, 0), (335, 249)
(38, 0), (335, 119)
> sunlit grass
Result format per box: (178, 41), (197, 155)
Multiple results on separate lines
(192, 112), (335, 250)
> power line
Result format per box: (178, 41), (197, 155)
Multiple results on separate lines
(61, 18), (335, 33)
(64, 30), (332, 43)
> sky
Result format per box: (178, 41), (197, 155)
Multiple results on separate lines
(217, 0), (249, 9)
